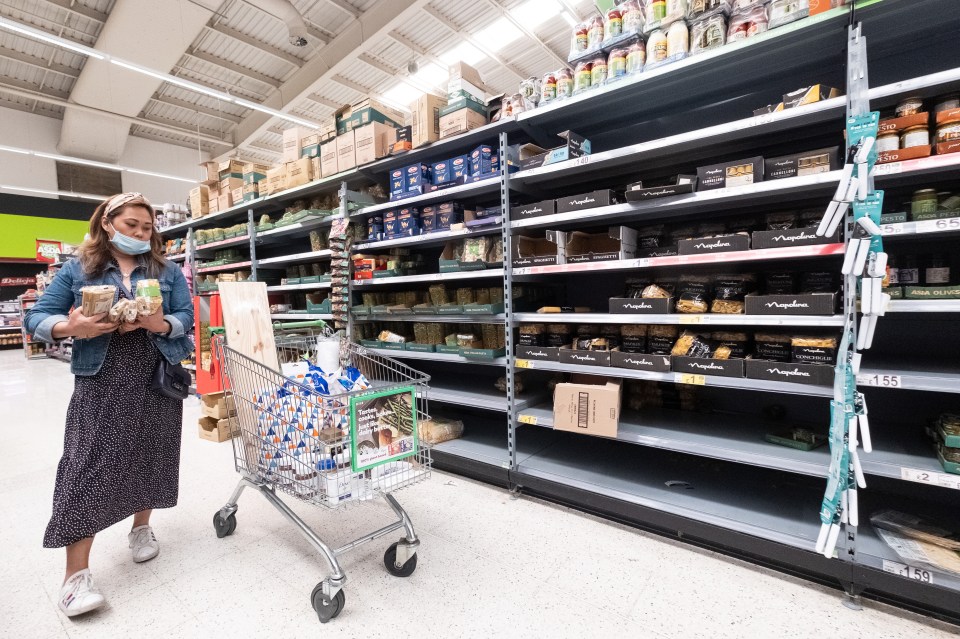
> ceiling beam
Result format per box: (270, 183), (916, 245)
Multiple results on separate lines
(129, 128), (216, 153)
(39, 0), (107, 23)
(421, 6), (526, 82)
(185, 47), (282, 89)
(0, 82), (234, 147)
(233, 0), (431, 149)
(0, 93), (63, 119)
(149, 93), (243, 124)
(306, 93), (341, 110)
(356, 52), (444, 97)
(385, 31), (447, 71)
(137, 112), (230, 140)
(330, 74), (368, 95)
(0, 78), (69, 100)
(0, 45), (79, 78)
(320, 0), (361, 19)
(484, 0), (567, 68)
(234, 0), (332, 44)
(205, 23), (303, 67)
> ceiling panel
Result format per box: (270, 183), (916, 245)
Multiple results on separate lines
(0, 89), (65, 117)
(298, 0), (354, 37)
(0, 0), (104, 44)
(158, 85), (248, 119)
(193, 30), (295, 82)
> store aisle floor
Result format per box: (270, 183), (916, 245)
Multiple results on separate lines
(0, 350), (955, 639)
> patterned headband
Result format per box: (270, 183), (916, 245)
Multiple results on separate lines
(104, 192), (152, 215)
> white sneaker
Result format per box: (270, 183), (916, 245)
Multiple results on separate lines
(58, 569), (105, 617)
(128, 525), (160, 563)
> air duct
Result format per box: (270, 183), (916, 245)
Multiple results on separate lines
(260, 0), (310, 47)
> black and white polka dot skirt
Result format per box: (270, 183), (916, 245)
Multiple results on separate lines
(43, 328), (183, 548)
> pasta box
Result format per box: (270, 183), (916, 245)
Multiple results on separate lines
(437, 202), (463, 230)
(390, 168), (405, 198)
(556, 189), (620, 213)
(624, 175), (697, 201)
(671, 356), (744, 378)
(608, 297), (674, 314)
(510, 199), (556, 220)
(512, 232), (565, 268)
(470, 145), (498, 175)
(559, 346), (611, 367)
(744, 360), (834, 386)
(743, 292), (838, 315)
(696, 156), (764, 191)
(431, 155), (470, 185)
(610, 352), (672, 373)
(518, 131), (591, 171)
(678, 234), (751, 255)
(404, 163), (432, 190)
(764, 147), (841, 180)
(751, 226), (840, 249)
(515, 345), (561, 361)
(564, 226), (637, 263)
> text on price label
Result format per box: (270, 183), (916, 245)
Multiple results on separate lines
(518, 415), (538, 425)
(901, 467), (960, 490)
(857, 374), (901, 388)
(882, 561), (933, 584)
(515, 359), (532, 369)
(676, 373), (706, 386)
(916, 217), (960, 234)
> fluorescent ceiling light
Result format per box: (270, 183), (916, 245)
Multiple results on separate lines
(0, 185), (104, 201)
(560, 11), (578, 27)
(439, 42), (486, 66)
(511, 0), (562, 28)
(0, 145), (195, 183)
(0, 17), (105, 60)
(110, 59), (232, 102)
(475, 17), (524, 52)
(412, 62), (448, 87)
(381, 83), (421, 108)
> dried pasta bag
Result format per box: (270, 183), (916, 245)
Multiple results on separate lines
(621, 325), (648, 353)
(791, 336), (838, 365)
(456, 333), (482, 348)
(765, 212), (797, 230)
(637, 225), (665, 249)
(711, 275), (748, 314)
(419, 416), (464, 445)
(378, 330), (406, 344)
(625, 277), (652, 298)
(135, 278), (163, 316)
(81, 285), (116, 317)
(574, 324), (601, 350)
(519, 324), (546, 346)
(461, 237), (489, 263)
(428, 284), (448, 306)
(601, 325), (622, 350)
(676, 276), (711, 314)
(482, 323), (499, 348)
(547, 324), (573, 347)
(455, 288), (475, 305)
(712, 331), (750, 359)
(641, 283), (672, 299)
(671, 331), (717, 358)
(754, 333), (792, 362)
(648, 325), (679, 355)
(108, 299), (132, 323)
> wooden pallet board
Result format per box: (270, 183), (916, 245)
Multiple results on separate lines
(217, 282), (279, 371)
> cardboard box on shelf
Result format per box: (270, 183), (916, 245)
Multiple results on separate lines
(320, 139), (338, 177)
(564, 226), (637, 263)
(311, 157), (321, 182)
(696, 156), (764, 191)
(678, 234), (751, 255)
(392, 125), (413, 153)
(743, 292), (838, 315)
(217, 159), (244, 180)
(765, 147), (840, 180)
(320, 115), (338, 142)
(336, 131), (357, 171)
(410, 94), (447, 148)
(438, 108), (487, 140)
(201, 391), (236, 419)
(264, 166), (285, 195)
(285, 157), (314, 189)
(447, 62), (493, 102)
(751, 226), (840, 249)
(282, 126), (315, 162)
(243, 182), (259, 202)
(354, 122), (397, 165)
(301, 133), (320, 148)
(553, 375), (621, 438)
(198, 415), (237, 442)
(231, 186), (244, 205)
(440, 94), (486, 117)
(510, 199), (556, 220)
(512, 232), (566, 268)
(515, 131), (591, 171)
(337, 98), (405, 134)
(217, 192), (232, 211)
(242, 162), (271, 185)
(207, 197), (219, 214)
(301, 143), (320, 158)
(189, 186), (209, 218)
(200, 161), (219, 184)
(782, 84), (842, 109)
(219, 176), (244, 194)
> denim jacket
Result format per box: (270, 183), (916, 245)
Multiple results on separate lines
(25, 257), (194, 376)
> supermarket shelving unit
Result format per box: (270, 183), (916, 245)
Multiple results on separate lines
(158, 0), (960, 620)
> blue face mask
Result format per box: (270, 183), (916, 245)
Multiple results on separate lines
(109, 223), (152, 255)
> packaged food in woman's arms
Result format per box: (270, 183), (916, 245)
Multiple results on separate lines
(81, 285), (116, 316)
(108, 299), (139, 323)
(136, 278), (163, 315)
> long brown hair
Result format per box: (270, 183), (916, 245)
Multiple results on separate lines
(77, 193), (167, 277)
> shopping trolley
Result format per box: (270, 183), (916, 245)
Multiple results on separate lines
(211, 321), (432, 622)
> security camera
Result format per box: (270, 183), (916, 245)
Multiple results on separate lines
(407, 60), (419, 75)
(288, 25), (308, 47)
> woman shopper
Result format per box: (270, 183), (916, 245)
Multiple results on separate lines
(25, 192), (194, 618)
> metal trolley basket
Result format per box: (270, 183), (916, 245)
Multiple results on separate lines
(212, 321), (431, 622)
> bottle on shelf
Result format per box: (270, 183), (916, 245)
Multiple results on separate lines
(899, 254), (920, 285)
(924, 252), (950, 285)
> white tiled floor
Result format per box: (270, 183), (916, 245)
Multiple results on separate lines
(0, 349), (956, 639)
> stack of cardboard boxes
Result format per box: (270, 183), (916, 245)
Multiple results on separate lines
(189, 160), (272, 219)
(439, 63), (492, 140)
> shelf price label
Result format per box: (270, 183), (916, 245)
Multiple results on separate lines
(518, 414), (538, 425)
(515, 359), (533, 369)
(676, 373), (706, 386)
(916, 218), (960, 234)
(856, 374), (901, 388)
(679, 315), (703, 325)
(882, 560), (933, 584)
(573, 155), (590, 167)
(880, 224), (905, 236)
(873, 162), (903, 176)
(901, 467), (960, 490)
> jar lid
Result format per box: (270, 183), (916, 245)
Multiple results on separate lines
(900, 125), (928, 133)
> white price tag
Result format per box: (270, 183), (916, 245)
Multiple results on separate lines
(915, 217), (960, 234)
(901, 467), (960, 490)
(882, 560), (933, 584)
(874, 162), (903, 176)
(573, 155), (590, 167)
(753, 112), (777, 127)
(880, 224), (904, 236)
(856, 374), (902, 388)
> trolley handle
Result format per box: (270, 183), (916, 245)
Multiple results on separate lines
(272, 319), (328, 331)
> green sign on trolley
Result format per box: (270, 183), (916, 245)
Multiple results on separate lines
(349, 385), (419, 472)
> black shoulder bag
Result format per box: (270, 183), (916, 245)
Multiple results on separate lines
(151, 358), (192, 400)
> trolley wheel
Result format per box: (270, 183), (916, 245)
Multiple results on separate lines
(310, 584), (345, 623)
(212, 512), (237, 538)
(383, 542), (418, 578)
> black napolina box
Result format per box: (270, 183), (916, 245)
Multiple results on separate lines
(559, 348), (611, 367)
(515, 345), (560, 361)
(677, 234), (750, 255)
(696, 156), (764, 191)
(672, 356), (745, 378)
(744, 360), (834, 386)
(608, 297), (674, 314)
(611, 352), (671, 372)
(751, 227), (840, 250)
(743, 293), (838, 316)
(556, 189), (620, 213)
(510, 199), (556, 220)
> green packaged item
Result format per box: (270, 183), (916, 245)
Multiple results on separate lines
(904, 285), (960, 299)
(765, 428), (828, 451)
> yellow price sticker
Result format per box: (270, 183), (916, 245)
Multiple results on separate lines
(679, 315), (703, 324)
(515, 359), (532, 369)
(518, 415), (538, 425)
(677, 373), (706, 386)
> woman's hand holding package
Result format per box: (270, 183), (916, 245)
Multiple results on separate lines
(117, 309), (170, 335)
(64, 308), (119, 339)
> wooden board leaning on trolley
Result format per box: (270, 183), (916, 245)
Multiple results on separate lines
(217, 281), (280, 372)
